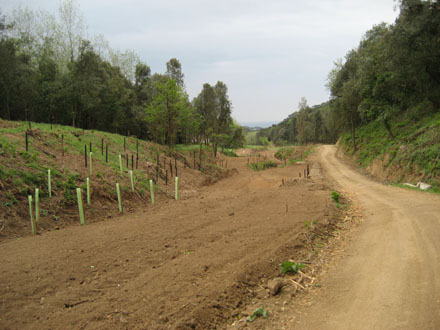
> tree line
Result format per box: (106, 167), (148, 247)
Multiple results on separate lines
(258, 0), (440, 147)
(0, 0), (244, 150)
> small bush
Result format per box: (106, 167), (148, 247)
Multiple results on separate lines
(249, 160), (277, 171)
(247, 307), (268, 322)
(222, 149), (237, 157)
(331, 191), (340, 204)
(280, 260), (305, 274)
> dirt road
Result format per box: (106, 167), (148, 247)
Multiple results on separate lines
(287, 145), (440, 330)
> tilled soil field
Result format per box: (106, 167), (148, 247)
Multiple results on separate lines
(0, 151), (343, 329)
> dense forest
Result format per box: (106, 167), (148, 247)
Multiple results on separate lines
(258, 0), (440, 147)
(0, 1), (245, 151)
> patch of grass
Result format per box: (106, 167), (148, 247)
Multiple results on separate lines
(63, 173), (80, 205)
(392, 183), (440, 194)
(340, 112), (440, 184)
(4, 192), (17, 207)
(280, 260), (305, 274)
(222, 149), (238, 157)
(331, 191), (340, 204)
(247, 307), (269, 322)
(249, 160), (277, 171)
(302, 145), (315, 159)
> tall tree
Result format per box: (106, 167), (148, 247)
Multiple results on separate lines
(145, 78), (189, 147)
(166, 58), (184, 88)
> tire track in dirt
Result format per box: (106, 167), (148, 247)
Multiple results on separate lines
(283, 145), (440, 330)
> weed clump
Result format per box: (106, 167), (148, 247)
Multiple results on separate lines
(247, 307), (268, 322)
(249, 160), (277, 171)
(331, 191), (340, 206)
(280, 260), (305, 274)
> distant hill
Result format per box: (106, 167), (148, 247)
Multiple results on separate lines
(239, 121), (279, 129)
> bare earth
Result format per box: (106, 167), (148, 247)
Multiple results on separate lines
(1, 150), (334, 329)
(286, 145), (440, 330)
(1, 145), (439, 329)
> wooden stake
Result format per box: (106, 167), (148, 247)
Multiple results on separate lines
(25, 132), (28, 152)
(84, 145), (87, 168)
(61, 134), (64, 157)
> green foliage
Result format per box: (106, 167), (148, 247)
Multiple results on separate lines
(339, 112), (440, 184)
(257, 101), (336, 146)
(4, 192), (17, 207)
(0, 4), (237, 147)
(280, 261), (305, 274)
(247, 307), (269, 322)
(331, 191), (340, 204)
(222, 149), (238, 157)
(259, 136), (270, 147)
(275, 147), (293, 161)
(63, 173), (79, 205)
(249, 160), (277, 171)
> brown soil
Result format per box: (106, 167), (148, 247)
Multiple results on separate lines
(0, 149), (344, 329)
(265, 145), (440, 329)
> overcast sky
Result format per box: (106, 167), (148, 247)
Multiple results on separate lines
(1, 0), (399, 123)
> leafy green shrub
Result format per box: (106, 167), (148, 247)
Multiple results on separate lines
(63, 173), (80, 204)
(247, 307), (268, 322)
(275, 147), (294, 161)
(222, 149), (237, 157)
(331, 191), (340, 203)
(249, 160), (277, 171)
(280, 261), (305, 274)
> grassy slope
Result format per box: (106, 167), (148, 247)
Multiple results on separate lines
(339, 112), (440, 190)
(0, 120), (227, 238)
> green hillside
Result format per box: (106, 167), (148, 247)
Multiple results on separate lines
(338, 112), (440, 190)
(0, 120), (227, 239)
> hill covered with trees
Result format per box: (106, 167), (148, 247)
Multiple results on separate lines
(255, 0), (439, 186)
(0, 1), (244, 151)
